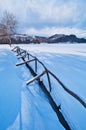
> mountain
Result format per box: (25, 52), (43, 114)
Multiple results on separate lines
(0, 33), (86, 44)
(48, 34), (65, 40)
(47, 34), (86, 43)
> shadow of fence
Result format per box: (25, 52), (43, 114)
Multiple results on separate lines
(12, 46), (86, 130)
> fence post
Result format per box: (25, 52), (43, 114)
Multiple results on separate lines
(35, 58), (37, 73)
(46, 69), (52, 92)
(17, 47), (20, 53)
(17, 47), (18, 53)
(28, 54), (30, 60)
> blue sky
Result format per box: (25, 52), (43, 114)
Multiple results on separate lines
(0, 0), (86, 37)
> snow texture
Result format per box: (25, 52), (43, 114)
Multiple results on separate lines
(0, 43), (86, 130)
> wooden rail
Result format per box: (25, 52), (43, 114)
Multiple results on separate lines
(48, 70), (86, 108)
(12, 46), (86, 108)
(16, 59), (35, 66)
(26, 70), (46, 85)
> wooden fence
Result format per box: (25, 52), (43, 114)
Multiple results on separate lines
(12, 46), (86, 109)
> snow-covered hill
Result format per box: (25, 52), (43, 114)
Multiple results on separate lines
(48, 34), (86, 43)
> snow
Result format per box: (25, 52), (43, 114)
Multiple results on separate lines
(0, 47), (64, 130)
(49, 34), (65, 40)
(0, 43), (86, 130)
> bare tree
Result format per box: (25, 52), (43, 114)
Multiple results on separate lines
(2, 10), (18, 34)
(0, 10), (18, 46)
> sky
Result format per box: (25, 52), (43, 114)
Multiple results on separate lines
(0, 0), (86, 37)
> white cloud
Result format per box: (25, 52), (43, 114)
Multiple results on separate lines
(0, 0), (85, 25)
(22, 0), (86, 28)
(0, 0), (86, 36)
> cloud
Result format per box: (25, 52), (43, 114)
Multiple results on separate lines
(21, 0), (86, 29)
(1, 1), (85, 25)
(0, 0), (86, 36)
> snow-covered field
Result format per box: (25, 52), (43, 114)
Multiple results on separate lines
(0, 43), (86, 130)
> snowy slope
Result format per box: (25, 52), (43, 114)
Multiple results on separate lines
(15, 43), (86, 130)
(0, 43), (86, 130)
(0, 48), (64, 130)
